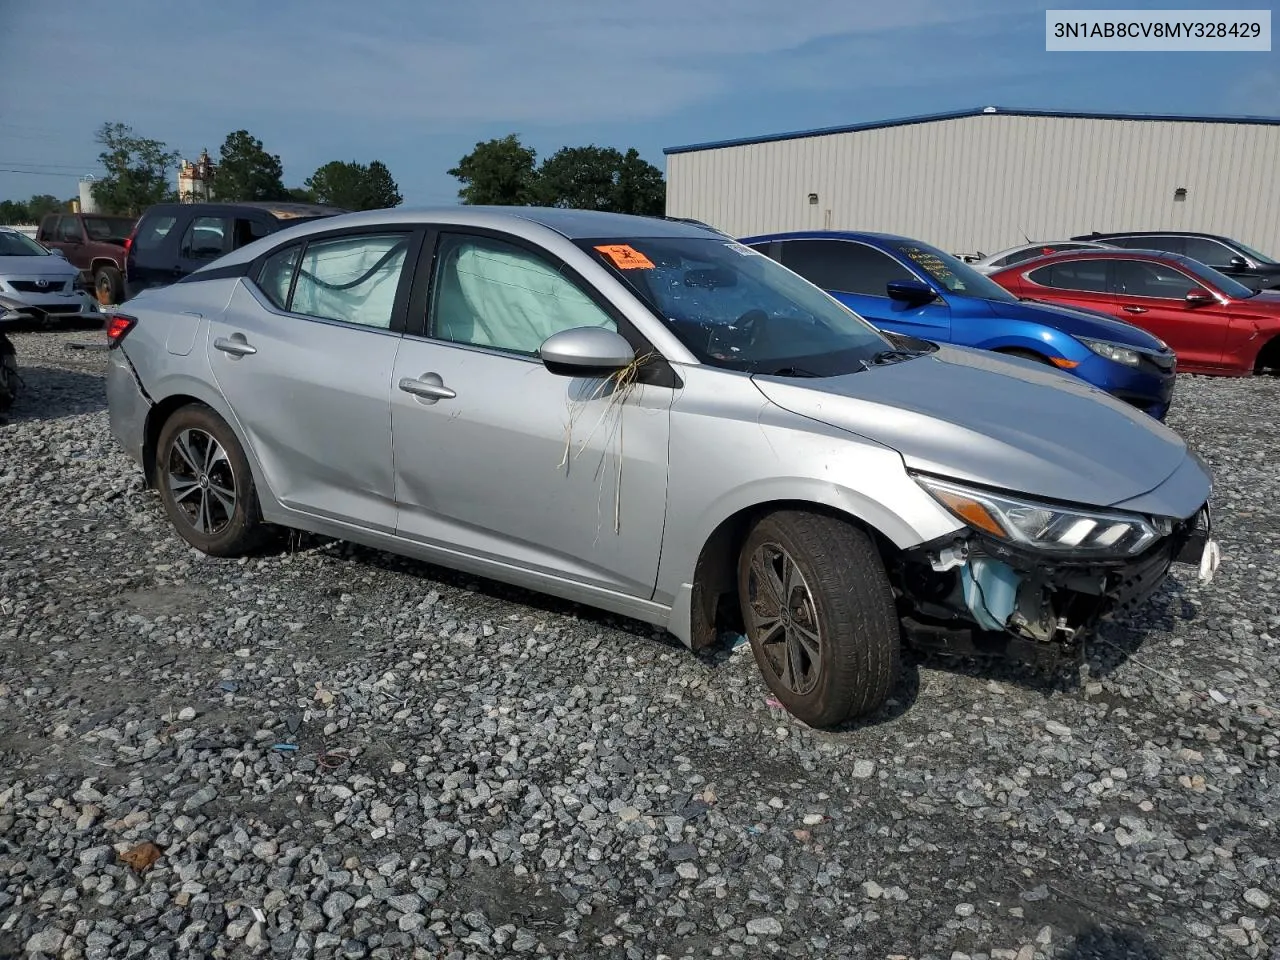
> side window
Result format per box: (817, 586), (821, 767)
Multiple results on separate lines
(746, 242), (780, 262)
(180, 216), (231, 260)
(1127, 235), (1185, 255)
(254, 244), (301, 310)
(291, 233), (409, 329)
(232, 218), (272, 250)
(1027, 260), (1110, 293)
(133, 214), (177, 252)
(57, 217), (82, 242)
(429, 233), (614, 355)
(1183, 237), (1233, 267)
(779, 240), (853, 291)
(1113, 260), (1203, 299)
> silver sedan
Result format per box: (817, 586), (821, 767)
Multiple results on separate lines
(105, 208), (1217, 728)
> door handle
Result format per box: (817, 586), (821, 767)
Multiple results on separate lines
(399, 373), (456, 402)
(1122, 305), (1148, 314)
(214, 336), (257, 356)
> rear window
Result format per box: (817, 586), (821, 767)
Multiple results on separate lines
(133, 214), (178, 253)
(83, 216), (135, 242)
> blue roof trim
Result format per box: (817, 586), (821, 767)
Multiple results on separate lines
(662, 106), (1280, 155)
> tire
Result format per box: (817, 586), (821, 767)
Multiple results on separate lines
(94, 265), (124, 306)
(0, 341), (19, 415)
(154, 403), (268, 556)
(736, 511), (900, 728)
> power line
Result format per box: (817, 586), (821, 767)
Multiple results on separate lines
(0, 168), (85, 178)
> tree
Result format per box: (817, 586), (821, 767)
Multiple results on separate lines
(448, 135), (538, 205)
(535, 145), (624, 210)
(0, 200), (29, 223)
(212, 130), (286, 202)
(26, 195), (65, 221)
(612, 148), (666, 216)
(285, 186), (318, 203)
(304, 160), (402, 210)
(90, 122), (180, 215)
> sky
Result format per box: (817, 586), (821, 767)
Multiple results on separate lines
(0, 0), (1276, 208)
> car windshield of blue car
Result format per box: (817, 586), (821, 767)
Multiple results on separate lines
(882, 239), (1019, 302)
(580, 237), (897, 375)
(0, 231), (52, 256)
(1169, 254), (1259, 299)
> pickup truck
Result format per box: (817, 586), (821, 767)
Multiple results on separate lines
(37, 212), (137, 305)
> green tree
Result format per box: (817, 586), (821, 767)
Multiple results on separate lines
(304, 160), (402, 210)
(212, 130), (286, 202)
(448, 134), (538, 205)
(612, 148), (665, 216)
(26, 195), (65, 221)
(535, 145), (624, 210)
(90, 122), (180, 215)
(285, 186), (318, 203)
(0, 200), (28, 223)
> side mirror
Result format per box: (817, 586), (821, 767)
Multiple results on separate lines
(1184, 289), (1215, 306)
(539, 326), (636, 378)
(886, 278), (938, 305)
(1229, 256), (1248, 269)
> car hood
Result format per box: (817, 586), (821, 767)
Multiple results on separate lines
(0, 255), (77, 278)
(752, 344), (1191, 510)
(985, 297), (1168, 351)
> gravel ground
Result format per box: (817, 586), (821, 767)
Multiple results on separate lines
(1, 328), (1277, 960)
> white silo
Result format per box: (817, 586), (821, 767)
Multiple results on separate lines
(78, 176), (101, 214)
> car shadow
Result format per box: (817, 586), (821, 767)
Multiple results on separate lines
(1058, 925), (1167, 959)
(1, 365), (107, 423)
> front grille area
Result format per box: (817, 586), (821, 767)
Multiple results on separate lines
(8, 279), (70, 293)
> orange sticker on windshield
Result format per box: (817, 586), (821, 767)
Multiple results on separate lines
(595, 244), (655, 269)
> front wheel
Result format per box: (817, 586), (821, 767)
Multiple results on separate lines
(736, 511), (901, 728)
(154, 403), (268, 556)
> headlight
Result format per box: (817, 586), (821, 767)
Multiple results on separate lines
(1079, 338), (1141, 366)
(915, 475), (1163, 555)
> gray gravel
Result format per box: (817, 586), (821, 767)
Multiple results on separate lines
(1, 329), (1277, 960)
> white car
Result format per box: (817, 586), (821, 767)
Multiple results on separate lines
(0, 227), (99, 321)
(969, 240), (1116, 275)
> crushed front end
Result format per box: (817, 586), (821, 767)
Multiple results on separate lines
(892, 474), (1218, 668)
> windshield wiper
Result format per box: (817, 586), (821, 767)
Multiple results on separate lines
(868, 348), (925, 366)
(765, 365), (823, 378)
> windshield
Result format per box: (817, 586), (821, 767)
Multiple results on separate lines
(1170, 254), (1259, 299)
(883, 239), (1019, 302)
(1234, 240), (1277, 266)
(83, 216), (135, 243)
(579, 236), (894, 375)
(0, 231), (51, 256)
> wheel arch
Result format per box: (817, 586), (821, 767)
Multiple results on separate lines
(683, 498), (906, 651)
(90, 256), (123, 273)
(1253, 333), (1280, 373)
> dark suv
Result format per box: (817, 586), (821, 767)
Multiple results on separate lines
(124, 201), (346, 300)
(1072, 231), (1280, 291)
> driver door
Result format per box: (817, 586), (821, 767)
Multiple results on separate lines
(390, 230), (674, 599)
(1109, 258), (1230, 369)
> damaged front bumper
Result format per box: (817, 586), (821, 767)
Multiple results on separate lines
(893, 503), (1218, 667)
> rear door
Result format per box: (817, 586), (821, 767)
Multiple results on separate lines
(127, 211), (182, 294)
(208, 227), (422, 531)
(776, 238), (950, 339)
(1110, 258), (1230, 368)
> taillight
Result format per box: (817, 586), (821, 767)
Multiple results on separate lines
(105, 313), (137, 349)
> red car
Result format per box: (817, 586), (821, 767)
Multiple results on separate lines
(989, 249), (1280, 376)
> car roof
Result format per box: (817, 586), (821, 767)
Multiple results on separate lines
(738, 229), (919, 246)
(142, 200), (348, 220)
(1070, 229), (1236, 243)
(199, 206), (729, 271)
(990, 247), (1209, 271)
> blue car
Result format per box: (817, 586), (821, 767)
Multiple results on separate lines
(737, 231), (1177, 420)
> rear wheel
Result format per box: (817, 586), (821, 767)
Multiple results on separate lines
(736, 511), (900, 728)
(94, 265), (124, 306)
(155, 403), (268, 556)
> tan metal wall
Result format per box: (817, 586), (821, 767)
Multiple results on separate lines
(665, 114), (1280, 257)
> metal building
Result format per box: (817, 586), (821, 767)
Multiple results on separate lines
(663, 106), (1280, 259)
